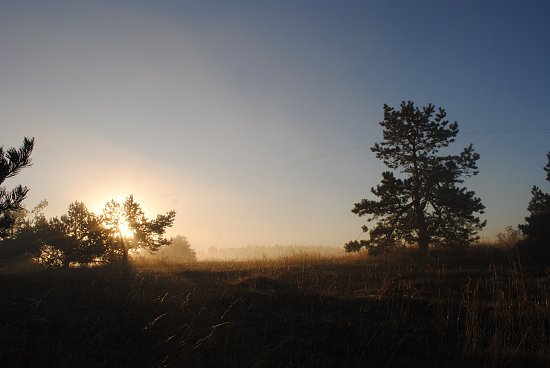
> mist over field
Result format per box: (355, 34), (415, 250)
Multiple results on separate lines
(197, 244), (345, 261)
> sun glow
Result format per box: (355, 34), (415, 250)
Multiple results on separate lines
(118, 218), (134, 239)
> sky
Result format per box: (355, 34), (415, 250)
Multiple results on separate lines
(2, 0), (549, 251)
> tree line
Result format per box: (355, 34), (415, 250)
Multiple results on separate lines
(1, 101), (549, 266)
(0, 194), (198, 267)
(0, 139), (195, 266)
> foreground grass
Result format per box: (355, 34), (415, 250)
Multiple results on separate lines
(1, 248), (549, 367)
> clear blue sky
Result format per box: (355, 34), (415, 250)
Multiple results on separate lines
(2, 0), (549, 250)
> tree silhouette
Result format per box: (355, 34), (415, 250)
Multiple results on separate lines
(102, 195), (176, 260)
(0, 137), (34, 238)
(58, 201), (113, 266)
(518, 151), (550, 259)
(28, 202), (112, 267)
(346, 102), (485, 255)
(17, 196), (175, 267)
(162, 235), (197, 262)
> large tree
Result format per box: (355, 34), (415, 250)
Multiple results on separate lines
(346, 101), (485, 255)
(0, 137), (34, 238)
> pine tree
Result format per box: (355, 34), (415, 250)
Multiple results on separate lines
(346, 102), (485, 255)
(0, 137), (34, 238)
(518, 151), (550, 259)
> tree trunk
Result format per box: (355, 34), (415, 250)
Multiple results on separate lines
(121, 240), (129, 263)
(118, 236), (129, 263)
(418, 236), (429, 256)
(417, 216), (430, 256)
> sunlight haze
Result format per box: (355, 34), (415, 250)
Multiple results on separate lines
(2, 0), (549, 251)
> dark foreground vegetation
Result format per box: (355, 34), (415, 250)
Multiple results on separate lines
(1, 248), (549, 368)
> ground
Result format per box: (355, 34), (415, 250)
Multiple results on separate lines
(1, 248), (549, 367)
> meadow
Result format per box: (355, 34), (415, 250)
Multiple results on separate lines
(1, 247), (549, 368)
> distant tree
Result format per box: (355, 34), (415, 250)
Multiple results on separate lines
(518, 152), (550, 259)
(346, 102), (485, 255)
(0, 137), (34, 238)
(101, 195), (176, 260)
(159, 235), (197, 262)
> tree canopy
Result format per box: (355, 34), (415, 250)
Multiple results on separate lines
(102, 195), (176, 260)
(346, 101), (485, 254)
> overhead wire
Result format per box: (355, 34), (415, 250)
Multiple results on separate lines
(154, 127), (550, 198)
(154, 142), (371, 197)
(461, 128), (550, 135)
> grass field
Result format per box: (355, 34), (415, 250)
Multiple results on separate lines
(1, 247), (549, 367)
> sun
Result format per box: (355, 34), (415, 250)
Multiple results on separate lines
(118, 218), (134, 238)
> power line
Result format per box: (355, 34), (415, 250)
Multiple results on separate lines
(462, 128), (550, 135)
(155, 127), (549, 198)
(155, 142), (371, 197)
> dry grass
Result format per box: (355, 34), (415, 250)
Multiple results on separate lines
(1, 246), (549, 367)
